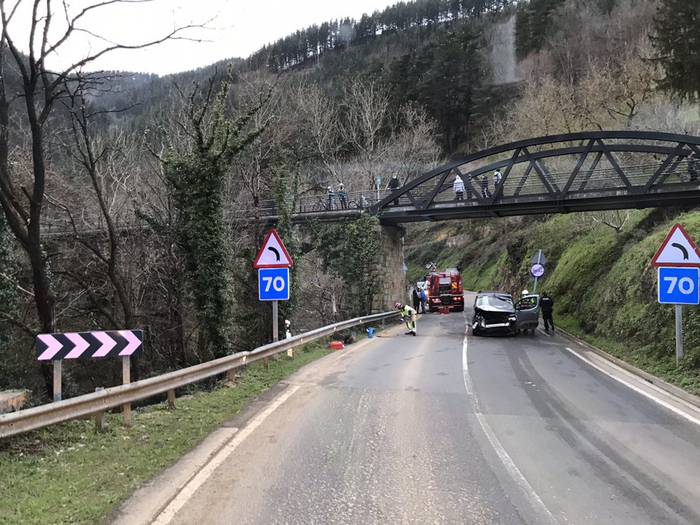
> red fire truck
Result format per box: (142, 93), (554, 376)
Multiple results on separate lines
(426, 268), (464, 312)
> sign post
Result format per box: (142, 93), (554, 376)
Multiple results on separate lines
(530, 250), (547, 293)
(253, 229), (294, 349)
(122, 356), (132, 427)
(675, 305), (684, 364)
(272, 302), (279, 342)
(652, 224), (700, 366)
(53, 360), (62, 402)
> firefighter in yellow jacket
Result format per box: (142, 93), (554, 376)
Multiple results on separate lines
(395, 302), (417, 336)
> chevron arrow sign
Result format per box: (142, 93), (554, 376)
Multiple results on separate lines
(36, 330), (143, 361)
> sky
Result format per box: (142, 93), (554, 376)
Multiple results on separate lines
(6, 0), (399, 76)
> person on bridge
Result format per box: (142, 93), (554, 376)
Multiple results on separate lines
(327, 186), (336, 210)
(395, 302), (417, 336)
(388, 174), (400, 205)
(541, 293), (555, 333)
(453, 174), (465, 201)
(480, 175), (491, 198)
(689, 153), (698, 182)
(337, 182), (348, 209)
(493, 169), (503, 196)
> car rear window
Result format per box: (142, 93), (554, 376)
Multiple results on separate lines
(476, 295), (513, 308)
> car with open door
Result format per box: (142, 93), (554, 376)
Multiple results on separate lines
(515, 294), (540, 334)
(471, 292), (517, 336)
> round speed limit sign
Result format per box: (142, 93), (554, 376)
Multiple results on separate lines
(530, 263), (545, 278)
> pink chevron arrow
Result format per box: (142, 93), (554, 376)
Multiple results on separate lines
(119, 330), (142, 356)
(92, 332), (117, 358)
(37, 334), (63, 361)
(64, 333), (90, 359)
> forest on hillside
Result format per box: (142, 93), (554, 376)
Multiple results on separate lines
(0, 0), (698, 400)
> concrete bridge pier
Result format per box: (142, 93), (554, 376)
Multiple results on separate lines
(376, 224), (407, 311)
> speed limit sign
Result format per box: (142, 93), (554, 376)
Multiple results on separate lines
(658, 267), (699, 305)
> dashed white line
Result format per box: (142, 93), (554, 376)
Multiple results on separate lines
(152, 385), (300, 524)
(462, 322), (558, 525)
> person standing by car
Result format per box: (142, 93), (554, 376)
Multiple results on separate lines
(541, 293), (554, 333)
(395, 302), (417, 336)
(420, 287), (427, 314)
(453, 174), (465, 200)
(412, 287), (421, 312)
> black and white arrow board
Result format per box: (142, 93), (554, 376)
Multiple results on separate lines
(36, 330), (143, 361)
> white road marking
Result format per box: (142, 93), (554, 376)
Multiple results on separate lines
(462, 322), (558, 524)
(564, 347), (700, 427)
(152, 385), (301, 524)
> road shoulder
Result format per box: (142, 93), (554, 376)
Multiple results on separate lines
(111, 327), (402, 525)
(545, 328), (700, 426)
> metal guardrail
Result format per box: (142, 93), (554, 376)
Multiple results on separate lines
(0, 311), (399, 439)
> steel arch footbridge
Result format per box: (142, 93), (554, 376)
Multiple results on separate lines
(368, 131), (700, 224)
(40, 131), (700, 237)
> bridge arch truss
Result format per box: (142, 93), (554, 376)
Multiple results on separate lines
(373, 131), (700, 223)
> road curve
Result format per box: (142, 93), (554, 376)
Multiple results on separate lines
(158, 303), (700, 525)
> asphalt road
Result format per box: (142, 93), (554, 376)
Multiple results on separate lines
(162, 302), (700, 525)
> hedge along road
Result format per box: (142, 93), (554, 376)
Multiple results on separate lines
(133, 298), (700, 525)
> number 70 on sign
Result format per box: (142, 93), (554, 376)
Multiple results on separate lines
(658, 267), (700, 305)
(258, 268), (290, 301)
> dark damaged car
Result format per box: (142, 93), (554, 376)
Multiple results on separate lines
(471, 292), (518, 336)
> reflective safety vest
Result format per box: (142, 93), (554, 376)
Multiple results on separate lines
(401, 305), (417, 317)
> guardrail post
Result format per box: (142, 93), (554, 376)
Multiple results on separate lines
(167, 389), (176, 409)
(94, 387), (105, 432)
(122, 356), (132, 427)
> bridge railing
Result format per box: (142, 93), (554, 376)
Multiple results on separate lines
(0, 310), (399, 439)
(41, 189), (393, 235)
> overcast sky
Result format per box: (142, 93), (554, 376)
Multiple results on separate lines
(6, 0), (399, 76)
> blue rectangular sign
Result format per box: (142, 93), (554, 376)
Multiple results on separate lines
(258, 268), (290, 301)
(658, 267), (700, 305)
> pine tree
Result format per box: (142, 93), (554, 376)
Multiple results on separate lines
(652, 0), (700, 102)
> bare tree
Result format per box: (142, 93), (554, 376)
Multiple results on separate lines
(48, 82), (141, 328)
(341, 78), (392, 188)
(0, 0), (201, 342)
(293, 80), (343, 185)
(577, 210), (631, 234)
